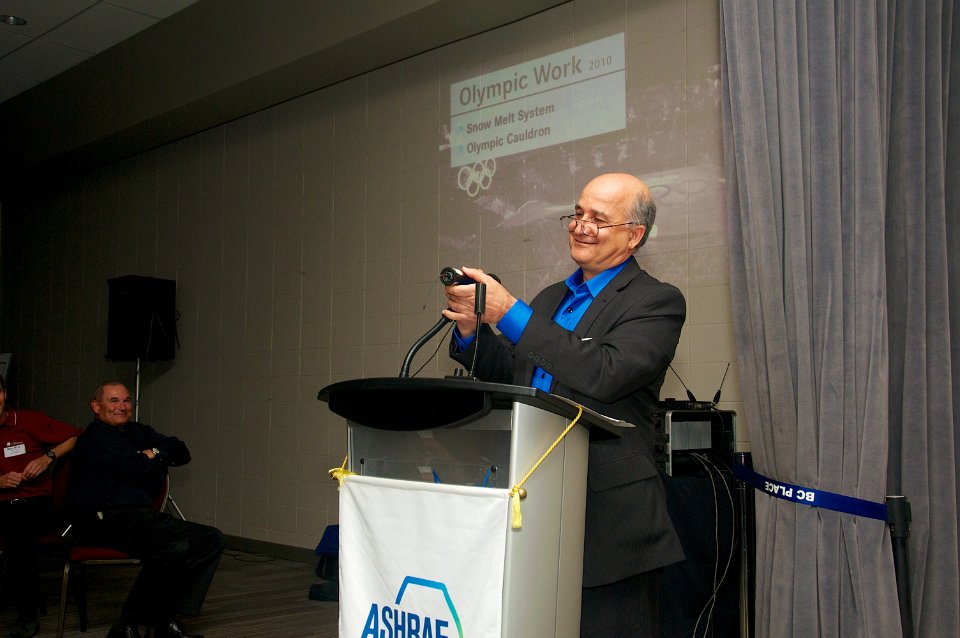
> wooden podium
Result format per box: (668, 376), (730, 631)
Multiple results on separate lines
(319, 377), (620, 637)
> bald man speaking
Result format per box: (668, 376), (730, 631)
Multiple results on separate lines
(445, 173), (685, 638)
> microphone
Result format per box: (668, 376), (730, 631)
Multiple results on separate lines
(399, 267), (502, 379)
(439, 266), (471, 286)
(439, 266), (501, 285)
(468, 282), (487, 378)
(474, 282), (487, 316)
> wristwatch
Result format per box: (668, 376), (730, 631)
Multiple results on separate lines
(45, 449), (57, 461)
(151, 447), (161, 457)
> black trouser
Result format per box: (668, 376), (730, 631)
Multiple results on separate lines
(580, 569), (663, 638)
(75, 508), (225, 626)
(0, 496), (55, 619)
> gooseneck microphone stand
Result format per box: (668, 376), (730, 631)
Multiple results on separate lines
(399, 316), (453, 378)
(399, 269), (490, 378)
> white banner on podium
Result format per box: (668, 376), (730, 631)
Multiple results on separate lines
(339, 474), (510, 638)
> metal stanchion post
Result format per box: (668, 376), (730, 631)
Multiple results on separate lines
(736, 451), (752, 638)
(886, 496), (912, 638)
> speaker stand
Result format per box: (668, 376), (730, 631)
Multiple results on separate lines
(167, 494), (187, 521)
(134, 357), (142, 421)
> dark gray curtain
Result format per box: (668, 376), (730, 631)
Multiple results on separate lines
(885, 1), (960, 636)
(721, 1), (959, 636)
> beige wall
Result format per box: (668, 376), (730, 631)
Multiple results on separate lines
(0, 0), (740, 549)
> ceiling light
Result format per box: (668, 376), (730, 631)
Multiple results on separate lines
(1, 15), (28, 26)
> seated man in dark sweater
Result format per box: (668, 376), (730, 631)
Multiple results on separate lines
(64, 382), (224, 638)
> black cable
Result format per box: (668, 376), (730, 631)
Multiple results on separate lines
(411, 322), (455, 378)
(469, 315), (482, 376)
(399, 316), (452, 377)
(689, 452), (737, 638)
(690, 453), (720, 638)
(223, 549), (277, 563)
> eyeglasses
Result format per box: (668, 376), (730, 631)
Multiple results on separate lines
(560, 215), (637, 236)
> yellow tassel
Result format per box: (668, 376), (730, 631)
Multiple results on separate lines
(505, 405), (583, 532)
(511, 490), (522, 529)
(328, 456), (354, 489)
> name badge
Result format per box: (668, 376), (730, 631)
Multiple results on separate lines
(4, 443), (27, 458)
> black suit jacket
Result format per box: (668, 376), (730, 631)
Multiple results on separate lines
(451, 257), (685, 586)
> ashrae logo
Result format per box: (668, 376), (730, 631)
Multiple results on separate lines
(360, 576), (463, 638)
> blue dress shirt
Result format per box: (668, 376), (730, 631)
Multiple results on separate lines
(455, 259), (630, 391)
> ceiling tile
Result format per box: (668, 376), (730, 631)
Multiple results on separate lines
(0, 24), (29, 56)
(0, 0), (99, 38)
(0, 39), (91, 85)
(0, 0), (201, 105)
(104, 0), (201, 20)
(43, 2), (158, 54)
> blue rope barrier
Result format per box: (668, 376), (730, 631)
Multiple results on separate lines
(733, 462), (887, 521)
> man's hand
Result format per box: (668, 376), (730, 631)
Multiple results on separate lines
(442, 266), (517, 337)
(0, 471), (25, 489)
(141, 448), (158, 460)
(21, 455), (54, 480)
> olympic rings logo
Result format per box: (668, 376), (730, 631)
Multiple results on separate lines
(457, 159), (497, 197)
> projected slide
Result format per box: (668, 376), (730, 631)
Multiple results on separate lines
(449, 34), (626, 168)
(437, 25), (722, 295)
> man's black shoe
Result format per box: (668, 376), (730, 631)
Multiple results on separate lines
(153, 620), (204, 638)
(105, 624), (142, 638)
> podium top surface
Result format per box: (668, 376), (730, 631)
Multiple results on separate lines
(318, 377), (621, 436)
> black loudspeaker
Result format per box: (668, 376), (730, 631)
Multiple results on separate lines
(106, 276), (178, 361)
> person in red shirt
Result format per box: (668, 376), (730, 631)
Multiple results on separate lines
(0, 374), (82, 638)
